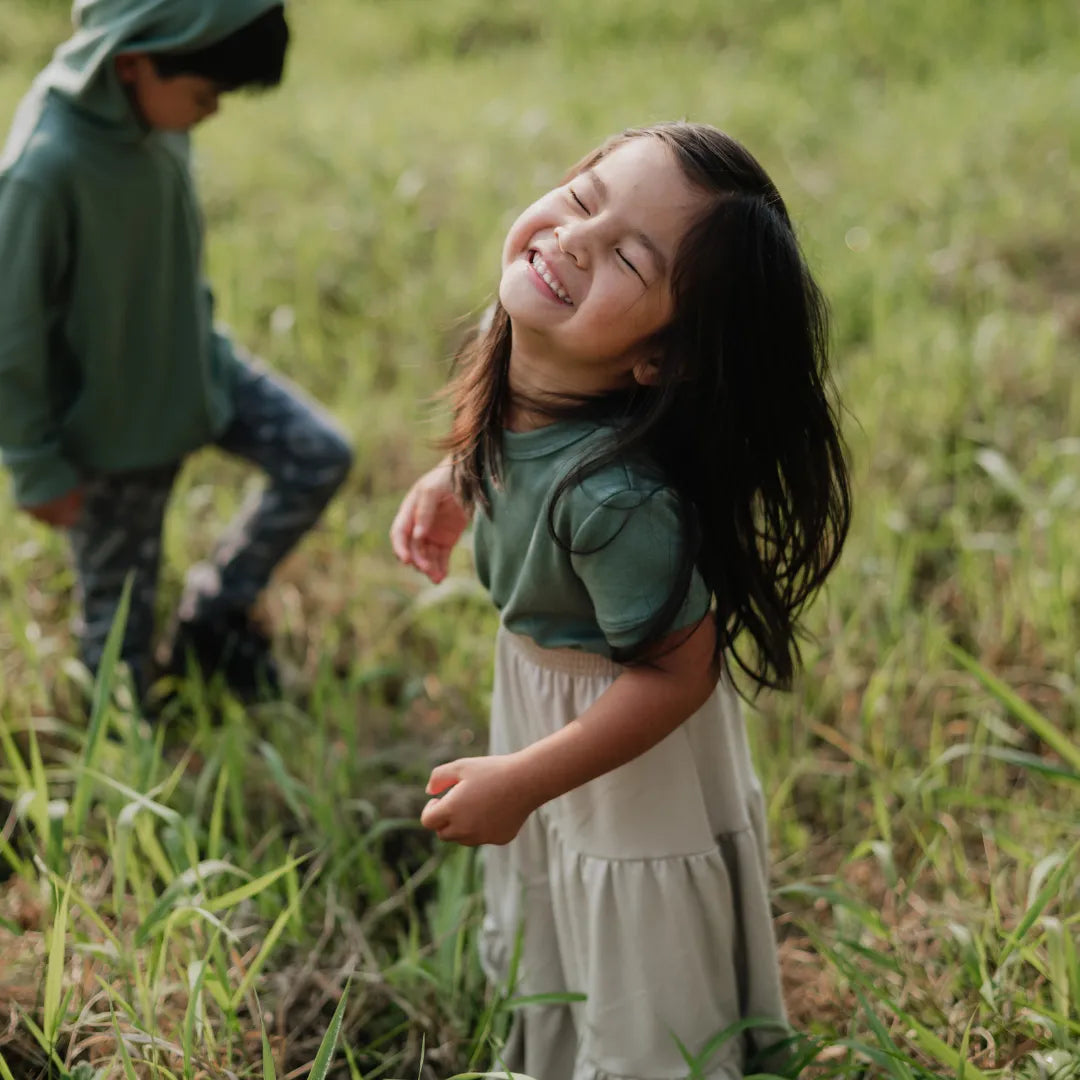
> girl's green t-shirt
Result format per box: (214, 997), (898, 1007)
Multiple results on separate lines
(472, 421), (710, 657)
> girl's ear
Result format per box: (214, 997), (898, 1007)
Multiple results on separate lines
(632, 356), (662, 386)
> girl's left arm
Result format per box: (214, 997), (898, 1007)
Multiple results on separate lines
(420, 617), (719, 845)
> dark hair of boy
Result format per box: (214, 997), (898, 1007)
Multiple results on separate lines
(443, 123), (852, 692)
(150, 4), (289, 90)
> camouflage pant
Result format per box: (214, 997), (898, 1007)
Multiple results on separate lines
(68, 358), (353, 695)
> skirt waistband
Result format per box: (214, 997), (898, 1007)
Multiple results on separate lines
(498, 624), (624, 679)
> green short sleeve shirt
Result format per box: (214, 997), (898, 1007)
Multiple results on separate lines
(472, 421), (710, 656)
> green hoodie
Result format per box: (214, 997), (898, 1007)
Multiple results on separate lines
(0, 0), (282, 507)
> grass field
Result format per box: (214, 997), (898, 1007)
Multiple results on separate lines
(1, 0), (1078, 1076)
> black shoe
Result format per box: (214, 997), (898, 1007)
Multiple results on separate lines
(164, 610), (281, 700)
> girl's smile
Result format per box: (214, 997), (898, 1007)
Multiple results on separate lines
(527, 251), (573, 305)
(498, 137), (708, 403)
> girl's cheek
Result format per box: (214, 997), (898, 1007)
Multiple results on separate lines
(501, 221), (527, 266)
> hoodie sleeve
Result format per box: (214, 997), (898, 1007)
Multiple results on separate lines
(209, 303), (247, 385)
(0, 177), (80, 506)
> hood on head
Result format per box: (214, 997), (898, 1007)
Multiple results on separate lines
(42, 0), (283, 126)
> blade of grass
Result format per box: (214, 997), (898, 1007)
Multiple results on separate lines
(261, 1016), (278, 1080)
(71, 576), (132, 834)
(342, 1041), (363, 1080)
(207, 760), (229, 862)
(307, 982), (350, 1080)
(229, 883), (306, 1008)
(17, 1010), (69, 1073)
(135, 861), (247, 945)
(947, 643), (1080, 772)
(84, 769), (182, 828)
(258, 740), (312, 825)
(856, 973), (992, 1080)
(36, 857), (122, 952)
(957, 1011), (977, 1080)
(0, 831), (29, 880)
(204, 855), (306, 914)
(162, 904), (240, 947)
(43, 876), (71, 1047)
(26, 724), (51, 852)
(924, 743), (1080, 785)
(284, 843), (302, 936)
(689, 1017), (793, 1076)
(856, 989), (917, 1080)
(998, 840), (1079, 966)
(135, 814), (177, 886)
(113, 1012), (139, 1080)
(904, 1010), (989, 1080)
(182, 946), (214, 1080)
(0, 713), (33, 798)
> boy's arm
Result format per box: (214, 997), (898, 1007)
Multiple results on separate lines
(421, 617), (719, 845)
(0, 178), (80, 509)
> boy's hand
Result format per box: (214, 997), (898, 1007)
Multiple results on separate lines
(420, 754), (539, 846)
(23, 488), (84, 528)
(390, 458), (469, 584)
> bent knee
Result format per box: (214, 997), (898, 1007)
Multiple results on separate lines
(320, 425), (354, 483)
(305, 425), (353, 496)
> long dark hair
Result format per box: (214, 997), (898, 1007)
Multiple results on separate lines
(445, 123), (851, 691)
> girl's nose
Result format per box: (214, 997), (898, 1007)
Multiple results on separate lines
(555, 224), (586, 268)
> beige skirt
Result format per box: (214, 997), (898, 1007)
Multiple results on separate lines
(480, 627), (788, 1080)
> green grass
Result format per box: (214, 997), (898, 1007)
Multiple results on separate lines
(1, 0), (1078, 1076)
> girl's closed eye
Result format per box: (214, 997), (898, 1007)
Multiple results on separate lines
(569, 188), (589, 214)
(617, 249), (644, 283)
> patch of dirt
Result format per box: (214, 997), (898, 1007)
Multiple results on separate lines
(778, 931), (855, 1032)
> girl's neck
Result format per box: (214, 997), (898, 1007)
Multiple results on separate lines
(505, 359), (583, 433)
(506, 336), (635, 432)
(506, 345), (565, 432)
(505, 405), (554, 433)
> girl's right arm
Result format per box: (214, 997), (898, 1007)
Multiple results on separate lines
(390, 456), (471, 583)
(421, 617), (720, 846)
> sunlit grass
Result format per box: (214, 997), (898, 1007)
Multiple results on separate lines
(1, 0), (1078, 1075)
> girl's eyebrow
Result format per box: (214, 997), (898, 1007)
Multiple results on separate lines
(584, 168), (668, 277)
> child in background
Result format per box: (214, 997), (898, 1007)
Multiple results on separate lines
(0, 0), (352, 702)
(392, 123), (851, 1079)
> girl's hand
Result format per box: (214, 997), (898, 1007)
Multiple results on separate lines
(390, 458), (470, 584)
(23, 487), (83, 528)
(420, 754), (538, 846)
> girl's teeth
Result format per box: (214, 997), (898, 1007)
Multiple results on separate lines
(531, 253), (571, 303)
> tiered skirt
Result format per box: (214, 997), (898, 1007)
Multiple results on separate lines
(481, 627), (788, 1080)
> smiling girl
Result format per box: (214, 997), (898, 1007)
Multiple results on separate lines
(392, 123), (851, 1080)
